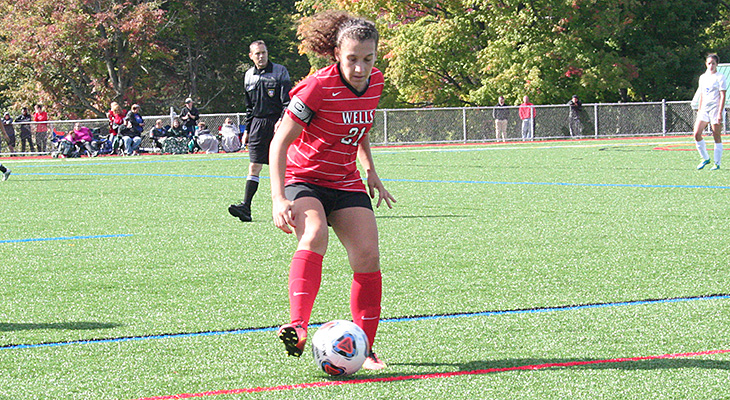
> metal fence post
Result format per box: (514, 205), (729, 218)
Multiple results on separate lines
(662, 99), (667, 136)
(383, 110), (388, 145)
(462, 107), (467, 142)
(593, 104), (599, 138)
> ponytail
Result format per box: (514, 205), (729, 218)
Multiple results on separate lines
(298, 10), (379, 61)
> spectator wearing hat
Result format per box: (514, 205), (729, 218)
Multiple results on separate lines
(180, 98), (200, 138)
(568, 95), (583, 137)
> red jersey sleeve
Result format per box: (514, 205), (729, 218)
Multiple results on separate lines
(286, 73), (324, 127)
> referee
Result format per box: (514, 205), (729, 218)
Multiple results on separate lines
(229, 40), (292, 222)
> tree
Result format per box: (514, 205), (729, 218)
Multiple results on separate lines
(159, 0), (310, 114)
(0, 0), (172, 117)
(296, 0), (723, 106)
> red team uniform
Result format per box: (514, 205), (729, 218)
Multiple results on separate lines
(285, 63), (384, 192)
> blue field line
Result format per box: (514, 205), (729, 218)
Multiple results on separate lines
(382, 178), (730, 190)
(385, 294), (730, 323)
(17, 172), (256, 179)
(10, 156), (249, 168)
(11, 172), (730, 190)
(0, 234), (133, 244)
(2, 294), (727, 351)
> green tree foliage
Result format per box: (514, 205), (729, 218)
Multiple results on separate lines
(0, 0), (310, 118)
(0, 0), (171, 117)
(0, 0), (727, 116)
(298, 0), (725, 107)
(160, 0), (309, 114)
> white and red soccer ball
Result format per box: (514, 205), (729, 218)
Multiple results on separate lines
(311, 320), (369, 376)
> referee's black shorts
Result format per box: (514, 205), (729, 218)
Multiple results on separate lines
(247, 115), (279, 164)
(285, 182), (373, 217)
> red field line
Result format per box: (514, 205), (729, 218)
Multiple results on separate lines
(130, 348), (730, 400)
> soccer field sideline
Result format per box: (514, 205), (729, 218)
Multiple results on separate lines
(128, 348), (730, 400)
(2, 293), (727, 352)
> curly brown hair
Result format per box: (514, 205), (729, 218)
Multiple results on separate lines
(298, 10), (379, 62)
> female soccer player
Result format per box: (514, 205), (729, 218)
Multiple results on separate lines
(269, 10), (395, 370)
(694, 53), (727, 170)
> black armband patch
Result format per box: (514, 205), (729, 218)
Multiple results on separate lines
(288, 96), (314, 125)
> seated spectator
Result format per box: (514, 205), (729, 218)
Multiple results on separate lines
(55, 129), (79, 158)
(149, 119), (168, 151)
(195, 121), (219, 153)
(161, 118), (188, 154)
(72, 123), (97, 157)
(123, 104), (144, 156)
(219, 117), (241, 152)
(168, 117), (186, 138)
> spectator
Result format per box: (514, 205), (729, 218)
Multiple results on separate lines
(2, 112), (16, 153)
(567, 95), (583, 137)
(168, 117), (185, 137)
(56, 128), (79, 158)
(15, 107), (33, 153)
(180, 98), (199, 137)
(123, 104), (144, 156)
(194, 121), (219, 153)
(72, 122), (97, 157)
(162, 117), (188, 154)
(149, 119), (168, 151)
(219, 117), (242, 152)
(32, 104), (49, 152)
(518, 95), (535, 141)
(107, 102), (126, 154)
(228, 39), (292, 222)
(492, 96), (508, 142)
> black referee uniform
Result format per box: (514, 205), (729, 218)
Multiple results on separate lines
(243, 62), (292, 164)
(229, 58), (292, 222)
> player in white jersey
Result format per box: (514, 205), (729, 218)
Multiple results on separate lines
(694, 53), (727, 170)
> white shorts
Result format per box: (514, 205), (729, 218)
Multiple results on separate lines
(697, 105), (726, 124)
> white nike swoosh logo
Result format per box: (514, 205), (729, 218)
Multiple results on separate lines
(293, 292), (309, 296)
(361, 316), (379, 321)
(332, 91), (341, 97)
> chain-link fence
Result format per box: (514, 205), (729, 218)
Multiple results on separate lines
(0, 100), (702, 156)
(0, 113), (246, 156)
(371, 100), (698, 145)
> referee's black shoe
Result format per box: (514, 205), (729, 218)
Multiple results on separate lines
(228, 202), (252, 222)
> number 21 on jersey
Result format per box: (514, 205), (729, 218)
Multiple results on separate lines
(341, 126), (367, 146)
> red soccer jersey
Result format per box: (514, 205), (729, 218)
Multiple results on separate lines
(285, 63), (383, 192)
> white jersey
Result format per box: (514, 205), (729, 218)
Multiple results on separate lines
(698, 71), (728, 111)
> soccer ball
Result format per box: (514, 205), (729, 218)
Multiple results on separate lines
(311, 320), (369, 376)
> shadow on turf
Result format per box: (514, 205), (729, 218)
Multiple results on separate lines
(393, 358), (730, 372)
(0, 322), (122, 332)
(376, 215), (470, 219)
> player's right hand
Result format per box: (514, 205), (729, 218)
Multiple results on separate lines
(272, 196), (295, 234)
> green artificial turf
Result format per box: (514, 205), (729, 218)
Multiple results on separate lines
(0, 138), (729, 399)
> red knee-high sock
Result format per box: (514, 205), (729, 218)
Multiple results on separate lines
(351, 271), (382, 349)
(288, 250), (323, 329)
